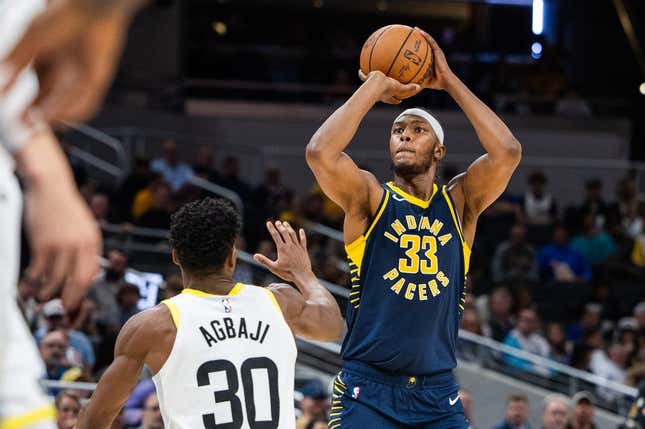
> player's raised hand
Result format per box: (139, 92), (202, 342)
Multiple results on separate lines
(414, 27), (456, 91)
(254, 221), (312, 282)
(358, 70), (421, 104)
(0, 0), (140, 124)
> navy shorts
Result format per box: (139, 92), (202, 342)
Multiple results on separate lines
(329, 361), (469, 429)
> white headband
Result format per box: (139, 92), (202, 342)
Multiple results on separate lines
(394, 108), (444, 145)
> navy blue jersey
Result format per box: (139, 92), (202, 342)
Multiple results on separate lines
(342, 182), (471, 375)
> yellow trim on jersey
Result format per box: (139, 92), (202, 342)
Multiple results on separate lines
(0, 405), (56, 429)
(344, 190), (390, 272)
(161, 299), (181, 328)
(386, 181), (438, 209)
(441, 185), (471, 274)
(263, 288), (284, 316)
(182, 283), (244, 298)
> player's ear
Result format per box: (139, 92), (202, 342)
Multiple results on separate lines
(226, 246), (238, 273)
(171, 249), (180, 266)
(433, 143), (446, 162)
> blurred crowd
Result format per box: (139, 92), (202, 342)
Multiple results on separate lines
(15, 132), (645, 426)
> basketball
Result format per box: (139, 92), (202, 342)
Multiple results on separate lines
(360, 24), (433, 86)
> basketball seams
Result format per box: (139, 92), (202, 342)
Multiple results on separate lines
(368, 25), (393, 72)
(385, 27), (415, 77)
(404, 32), (430, 84)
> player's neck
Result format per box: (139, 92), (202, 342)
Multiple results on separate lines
(392, 171), (437, 201)
(182, 272), (236, 295)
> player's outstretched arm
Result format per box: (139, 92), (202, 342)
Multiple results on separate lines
(418, 29), (521, 239)
(306, 72), (419, 239)
(76, 306), (170, 429)
(255, 221), (344, 341)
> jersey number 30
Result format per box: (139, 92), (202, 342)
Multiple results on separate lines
(398, 234), (438, 274)
(197, 357), (279, 429)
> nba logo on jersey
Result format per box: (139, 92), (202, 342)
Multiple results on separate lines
(221, 298), (232, 313)
(352, 386), (360, 399)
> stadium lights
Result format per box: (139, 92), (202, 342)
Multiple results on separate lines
(531, 42), (543, 59)
(640, 82), (645, 95)
(532, 0), (544, 35)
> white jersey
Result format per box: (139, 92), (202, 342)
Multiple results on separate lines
(153, 284), (297, 429)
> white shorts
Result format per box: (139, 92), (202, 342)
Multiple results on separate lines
(0, 150), (55, 428)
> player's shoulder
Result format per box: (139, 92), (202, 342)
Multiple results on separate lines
(266, 283), (305, 322)
(117, 304), (176, 346)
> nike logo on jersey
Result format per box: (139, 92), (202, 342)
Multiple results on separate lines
(449, 394), (460, 406)
(392, 194), (405, 202)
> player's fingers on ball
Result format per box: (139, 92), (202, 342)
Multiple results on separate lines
(358, 70), (368, 81)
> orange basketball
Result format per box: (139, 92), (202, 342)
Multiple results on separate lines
(360, 24), (433, 87)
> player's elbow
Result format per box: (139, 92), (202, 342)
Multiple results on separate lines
(305, 138), (324, 166)
(501, 137), (522, 165)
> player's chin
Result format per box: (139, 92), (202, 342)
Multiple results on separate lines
(392, 160), (423, 177)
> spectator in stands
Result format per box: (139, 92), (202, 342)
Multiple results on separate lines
(131, 174), (164, 220)
(118, 157), (153, 220)
(523, 171), (557, 226)
(89, 192), (110, 223)
(570, 214), (618, 266)
(137, 392), (163, 429)
(566, 391), (597, 429)
(219, 156), (251, 201)
(296, 380), (329, 429)
(491, 223), (539, 284)
(546, 322), (570, 365)
(503, 309), (551, 376)
(40, 331), (81, 393)
(89, 249), (129, 334)
(117, 283), (141, 326)
(192, 145), (220, 183)
(635, 303), (645, 336)
(542, 394), (570, 429)
(590, 342), (627, 402)
(538, 225), (592, 283)
(135, 180), (173, 230)
(566, 179), (609, 235)
(35, 299), (95, 371)
(567, 303), (602, 343)
(55, 391), (82, 429)
(151, 139), (194, 192)
(486, 287), (515, 342)
(492, 393), (530, 429)
(458, 388), (476, 429)
(254, 167), (290, 218)
(459, 308), (488, 361)
(302, 192), (328, 225)
(612, 174), (644, 239)
(123, 379), (156, 427)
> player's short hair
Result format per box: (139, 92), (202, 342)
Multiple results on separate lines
(507, 393), (528, 404)
(170, 198), (241, 274)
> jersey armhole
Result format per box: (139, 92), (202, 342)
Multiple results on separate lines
(160, 299), (180, 328)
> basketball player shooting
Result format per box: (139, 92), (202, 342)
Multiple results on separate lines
(77, 198), (344, 429)
(306, 29), (521, 428)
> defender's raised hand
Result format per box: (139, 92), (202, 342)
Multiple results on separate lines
(254, 221), (312, 282)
